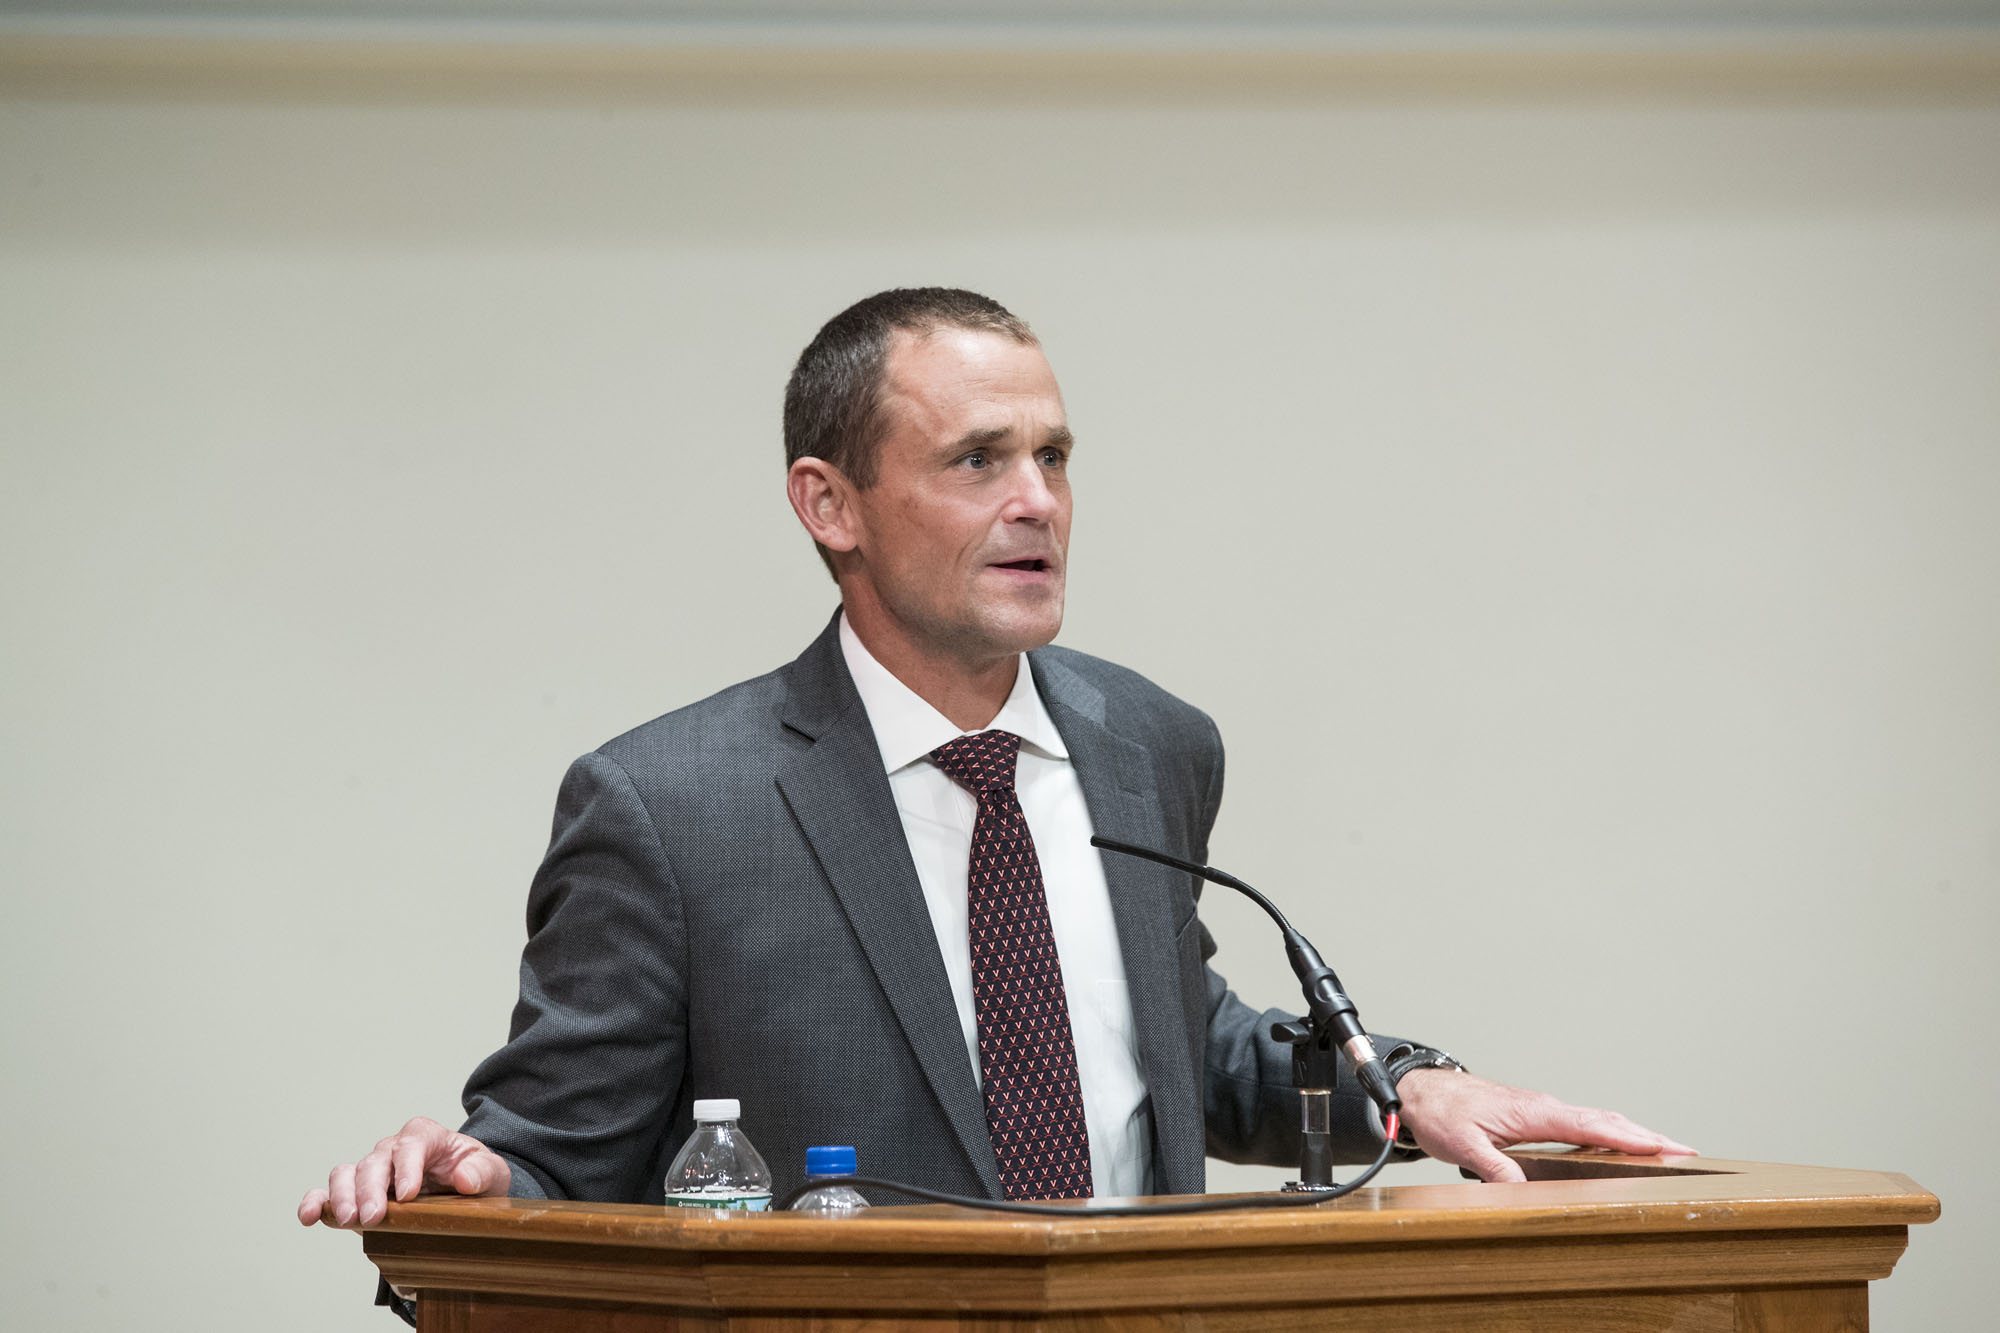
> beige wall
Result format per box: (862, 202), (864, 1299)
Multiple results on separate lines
(2, 38), (1996, 1329)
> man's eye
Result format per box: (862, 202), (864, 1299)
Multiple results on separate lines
(1039, 449), (1068, 468)
(962, 451), (989, 469)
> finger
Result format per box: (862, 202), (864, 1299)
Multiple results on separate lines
(1606, 1120), (1700, 1157)
(425, 1131), (478, 1193)
(298, 1188), (330, 1226)
(353, 1147), (395, 1226)
(453, 1140), (514, 1198)
(1555, 1107), (1692, 1156)
(398, 1114), (446, 1146)
(327, 1163), (359, 1228)
(449, 1149), (506, 1197)
(1458, 1138), (1527, 1184)
(392, 1132), (433, 1202)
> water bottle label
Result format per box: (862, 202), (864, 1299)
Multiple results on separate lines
(665, 1189), (772, 1211)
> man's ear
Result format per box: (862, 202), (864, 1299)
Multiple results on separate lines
(786, 457), (861, 554)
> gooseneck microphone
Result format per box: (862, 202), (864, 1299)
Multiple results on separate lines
(769, 837), (1408, 1214)
(1089, 835), (1401, 1117)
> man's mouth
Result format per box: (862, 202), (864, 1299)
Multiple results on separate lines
(990, 558), (1053, 573)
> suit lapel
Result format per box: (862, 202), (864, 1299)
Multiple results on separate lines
(1032, 652), (1207, 1195)
(772, 618), (1002, 1195)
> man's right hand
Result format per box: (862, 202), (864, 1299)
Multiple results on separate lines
(297, 1116), (512, 1228)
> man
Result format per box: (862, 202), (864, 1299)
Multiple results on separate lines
(301, 288), (1689, 1235)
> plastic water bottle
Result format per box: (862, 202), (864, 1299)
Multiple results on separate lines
(788, 1145), (870, 1215)
(662, 1099), (772, 1210)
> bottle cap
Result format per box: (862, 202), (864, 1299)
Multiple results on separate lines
(805, 1145), (857, 1177)
(692, 1098), (741, 1123)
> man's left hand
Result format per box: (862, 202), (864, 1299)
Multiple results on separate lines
(1394, 1068), (1697, 1183)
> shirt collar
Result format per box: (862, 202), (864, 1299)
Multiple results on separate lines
(838, 611), (1070, 773)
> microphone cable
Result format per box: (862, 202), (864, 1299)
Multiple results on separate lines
(770, 1119), (1398, 1216)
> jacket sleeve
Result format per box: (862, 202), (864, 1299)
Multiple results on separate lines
(457, 750), (690, 1203)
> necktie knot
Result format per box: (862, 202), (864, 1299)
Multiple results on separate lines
(930, 729), (1023, 797)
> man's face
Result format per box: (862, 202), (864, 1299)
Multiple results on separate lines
(840, 326), (1073, 670)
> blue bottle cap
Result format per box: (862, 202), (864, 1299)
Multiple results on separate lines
(805, 1145), (857, 1177)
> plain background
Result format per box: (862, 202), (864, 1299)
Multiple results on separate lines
(3, 15), (1997, 1329)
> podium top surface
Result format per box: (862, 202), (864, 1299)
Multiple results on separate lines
(361, 1153), (1938, 1257)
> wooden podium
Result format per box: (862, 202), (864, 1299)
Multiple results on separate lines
(360, 1153), (1937, 1331)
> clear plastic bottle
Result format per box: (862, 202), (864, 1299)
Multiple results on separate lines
(788, 1145), (870, 1215)
(662, 1099), (772, 1210)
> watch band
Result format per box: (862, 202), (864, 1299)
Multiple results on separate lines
(1384, 1045), (1467, 1087)
(1381, 1046), (1468, 1149)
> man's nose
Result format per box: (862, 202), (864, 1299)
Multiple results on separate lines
(1002, 457), (1061, 522)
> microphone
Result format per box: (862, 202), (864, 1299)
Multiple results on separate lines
(1089, 835), (1401, 1117)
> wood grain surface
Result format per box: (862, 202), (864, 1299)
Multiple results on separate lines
(356, 1154), (1937, 1332)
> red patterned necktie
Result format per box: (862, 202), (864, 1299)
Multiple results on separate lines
(930, 729), (1093, 1200)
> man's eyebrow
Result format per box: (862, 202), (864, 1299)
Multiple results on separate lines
(943, 424), (1075, 453)
(948, 427), (1010, 452)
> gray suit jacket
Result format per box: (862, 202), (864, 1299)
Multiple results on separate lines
(459, 614), (1394, 1202)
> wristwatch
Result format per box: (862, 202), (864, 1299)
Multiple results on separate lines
(1385, 1045), (1467, 1086)
(1381, 1045), (1468, 1150)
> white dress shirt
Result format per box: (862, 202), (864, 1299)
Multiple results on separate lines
(837, 614), (1154, 1198)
